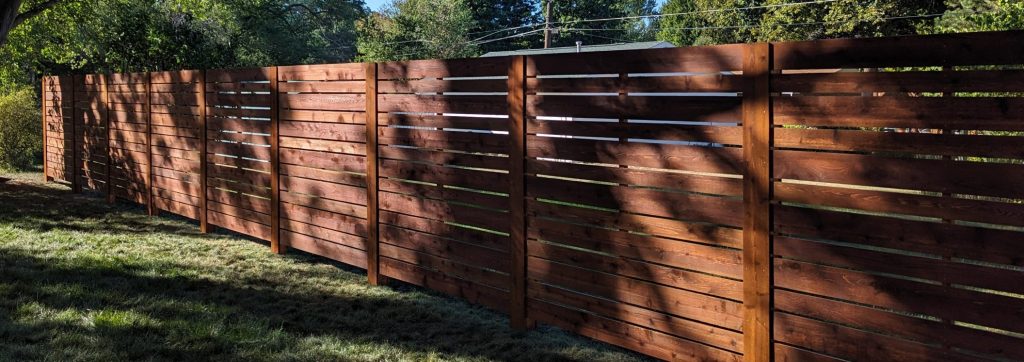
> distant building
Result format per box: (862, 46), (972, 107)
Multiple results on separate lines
(480, 41), (675, 57)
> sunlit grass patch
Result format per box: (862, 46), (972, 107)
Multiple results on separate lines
(0, 171), (646, 361)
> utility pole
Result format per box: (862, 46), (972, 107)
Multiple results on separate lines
(543, 0), (552, 48)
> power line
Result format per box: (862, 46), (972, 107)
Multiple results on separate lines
(557, 0), (839, 26)
(560, 12), (945, 34)
(472, 28), (545, 46)
(389, 0), (840, 47)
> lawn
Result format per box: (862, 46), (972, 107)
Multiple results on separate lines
(0, 172), (646, 362)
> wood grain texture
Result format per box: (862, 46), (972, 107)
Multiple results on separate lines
(773, 30), (1024, 69)
(507, 56), (528, 330)
(364, 62), (381, 285)
(199, 70), (210, 231)
(269, 66), (283, 254)
(45, 31), (1024, 362)
(742, 42), (771, 362)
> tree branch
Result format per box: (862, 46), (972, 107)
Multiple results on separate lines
(12, 0), (61, 28)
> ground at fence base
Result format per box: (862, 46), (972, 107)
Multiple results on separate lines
(0, 172), (649, 362)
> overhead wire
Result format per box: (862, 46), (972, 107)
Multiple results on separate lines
(387, 0), (840, 46)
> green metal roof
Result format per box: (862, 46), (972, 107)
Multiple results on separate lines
(480, 41), (675, 57)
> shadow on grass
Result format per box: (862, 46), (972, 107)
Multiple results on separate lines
(0, 177), (646, 361)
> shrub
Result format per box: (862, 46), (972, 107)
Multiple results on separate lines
(0, 86), (42, 170)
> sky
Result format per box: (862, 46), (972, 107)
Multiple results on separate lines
(365, 0), (669, 13)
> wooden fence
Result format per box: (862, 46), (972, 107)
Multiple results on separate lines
(42, 30), (1024, 361)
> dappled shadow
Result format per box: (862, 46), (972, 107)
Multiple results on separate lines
(0, 247), (636, 361)
(0, 178), (196, 236)
(766, 31), (1024, 361)
(0, 175), (645, 361)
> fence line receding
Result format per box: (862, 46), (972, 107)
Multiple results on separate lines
(42, 30), (1024, 362)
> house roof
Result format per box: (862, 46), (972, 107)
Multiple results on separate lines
(480, 41), (675, 57)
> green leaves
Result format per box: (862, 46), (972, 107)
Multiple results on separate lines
(933, 0), (1024, 33)
(1, 0), (367, 88)
(0, 86), (40, 170)
(356, 0), (479, 61)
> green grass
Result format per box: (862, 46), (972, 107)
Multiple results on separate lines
(0, 172), (646, 362)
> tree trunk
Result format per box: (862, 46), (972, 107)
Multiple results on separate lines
(1, 0), (24, 47)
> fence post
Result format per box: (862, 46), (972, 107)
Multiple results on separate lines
(742, 42), (773, 362)
(364, 62), (382, 285)
(72, 75), (82, 194)
(269, 66), (283, 254)
(42, 78), (48, 182)
(104, 75), (114, 203)
(199, 70), (210, 233)
(146, 73), (156, 216)
(507, 55), (528, 330)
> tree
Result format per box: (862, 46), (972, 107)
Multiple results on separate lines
(931, 0), (1024, 33)
(656, 0), (947, 46)
(753, 0), (945, 42)
(543, 0), (658, 48)
(356, 0), (478, 61)
(465, 0), (540, 53)
(0, 0), (62, 47)
(654, 0), (761, 46)
(654, 0), (698, 46)
(0, 0), (366, 89)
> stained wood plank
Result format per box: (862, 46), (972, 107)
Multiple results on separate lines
(774, 205), (1024, 267)
(380, 257), (510, 313)
(378, 94), (507, 115)
(529, 256), (744, 330)
(773, 30), (1024, 69)
(279, 93), (365, 111)
(280, 121), (365, 142)
(529, 199), (743, 248)
(774, 312), (984, 362)
(774, 128), (1024, 158)
(278, 63), (364, 81)
(527, 136), (744, 174)
(529, 239), (742, 300)
(529, 217), (742, 278)
(775, 258), (1024, 334)
(773, 96), (1024, 131)
(527, 159), (743, 196)
(774, 69), (1024, 93)
(527, 95), (741, 121)
(528, 176), (743, 226)
(527, 74), (743, 93)
(378, 127), (508, 154)
(776, 149), (1024, 199)
(527, 44), (744, 75)
(282, 230), (368, 269)
(378, 57), (511, 79)
(529, 282), (744, 353)
(528, 120), (743, 145)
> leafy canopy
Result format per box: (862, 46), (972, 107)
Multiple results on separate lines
(356, 0), (478, 61)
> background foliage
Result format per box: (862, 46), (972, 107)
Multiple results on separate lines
(0, 0), (1022, 170)
(0, 86), (41, 170)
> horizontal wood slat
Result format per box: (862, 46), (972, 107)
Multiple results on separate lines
(44, 30), (1024, 362)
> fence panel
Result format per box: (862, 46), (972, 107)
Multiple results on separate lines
(203, 68), (275, 239)
(74, 74), (108, 193)
(771, 32), (1024, 361)
(523, 45), (747, 361)
(149, 70), (205, 219)
(277, 64), (370, 268)
(40, 30), (1024, 362)
(43, 75), (74, 182)
(106, 73), (149, 205)
(375, 57), (514, 313)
